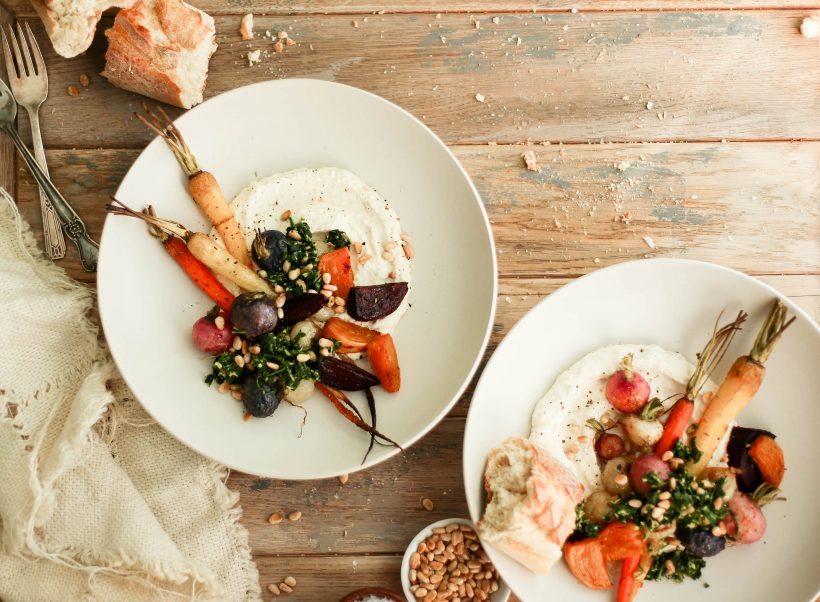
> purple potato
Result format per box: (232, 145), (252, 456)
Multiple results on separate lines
(229, 292), (278, 338)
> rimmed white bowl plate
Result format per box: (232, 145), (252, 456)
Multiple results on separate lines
(463, 259), (820, 602)
(98, 79), (496, 479)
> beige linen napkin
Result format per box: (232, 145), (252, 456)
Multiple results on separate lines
(0, 189), (261, 601)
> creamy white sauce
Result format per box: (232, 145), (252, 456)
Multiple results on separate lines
(228, 167), (411, 333)
(529, 344), (728, 495)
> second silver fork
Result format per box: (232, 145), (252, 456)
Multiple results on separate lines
(2, 22), (66, 259)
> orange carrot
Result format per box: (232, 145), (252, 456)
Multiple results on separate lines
(136, 104), (252, 267)
(616, 555), (642, 602)
(654, 311), (746, 457)
(367, 333), (400, 393)
(163, 236), (234, 312)
(690, 300), (794, 475)
(748, 435), (785, 487)
(598, 522), (645, 561)
(318, 247), (354, 300)
(322, 317), (381, 353)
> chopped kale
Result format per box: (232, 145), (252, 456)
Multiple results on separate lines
(672, 438), (703, 464)
(206, 351), (244, 385)
(646, 549), (706, 583)
(264, 219), (322, 296)
(326, 229), (351, 249)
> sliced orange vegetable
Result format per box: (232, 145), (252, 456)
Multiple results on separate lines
(322, 317), (381, 353)
(598, 522), (645, 561)
(654, 398), (694, 457)
(616, 554), (642, 602)
(367, 333), (401, 393)
(563, 539), (612, 590)
(319, 247), (354, 300)
(748, 435), (785, 487)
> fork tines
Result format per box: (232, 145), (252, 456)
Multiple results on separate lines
(1, 22), (45, 81)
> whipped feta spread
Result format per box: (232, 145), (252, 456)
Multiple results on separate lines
(529, 344), (728, 494)
(229, 167), (411, 333)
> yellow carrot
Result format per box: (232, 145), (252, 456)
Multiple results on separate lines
(136, 105), (252, 267)
(688, 299), (794, 476)
(107, 200), (272, 295)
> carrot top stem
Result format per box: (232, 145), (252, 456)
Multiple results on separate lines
(107, 198), (191, 241)
(135, 103), (200, 177)
(749, 299), (795, 364)
(685, 310), (747, 400)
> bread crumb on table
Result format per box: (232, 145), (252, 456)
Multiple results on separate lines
(800, 16), (819, 38)
(642, 235), (656, 249)
(79, 73), (90, 87)
(475, 93), (485, 103)
(67, 85), (79, 97)
(521, 150), (540, 172)
(239, 13), (254, 40)
(246, 49), (261, 66)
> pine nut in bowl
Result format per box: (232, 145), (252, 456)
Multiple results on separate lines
(401, 518), (510, 602)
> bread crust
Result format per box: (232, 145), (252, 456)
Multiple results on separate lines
(30, 0), (137, 58)
(102, 0), (217, 109)
(478, 436), (583, 574)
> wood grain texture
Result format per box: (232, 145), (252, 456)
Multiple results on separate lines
(12, 10), (820, 149)
(255, 554), (403, 601)
(0, 3), (15, 193)
(14, 142), (819, 282)
(6, 0), (820, 17)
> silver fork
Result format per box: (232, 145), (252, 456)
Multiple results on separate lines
(1, 23), (65, 259)
(0, 77), (98, 271)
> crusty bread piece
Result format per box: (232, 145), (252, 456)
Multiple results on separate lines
(30, 0), (136, 58)
(102, 0), (217, 109)
(478, 436), (583, 574)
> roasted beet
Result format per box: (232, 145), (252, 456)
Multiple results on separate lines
(281, 293), (325, 325)
(347, 283), (409, 322)
(318, 357), (380, 391)
(727, 426), (775, 493)
(230, 292), (278, 338)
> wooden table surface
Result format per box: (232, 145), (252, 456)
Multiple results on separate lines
(1, 0), (818, 599)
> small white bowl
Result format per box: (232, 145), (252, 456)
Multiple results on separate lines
(401, 518), (510, 602)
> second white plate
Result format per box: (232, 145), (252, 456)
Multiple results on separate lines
(463, 259), (820, 602)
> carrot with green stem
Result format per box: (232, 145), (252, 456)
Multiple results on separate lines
(136, 104), (252, 267)
(654, 310), (747, 457)
(107, 199), (272, 295)
(142, 206), (235, 312)
(689, 299), (795, 476)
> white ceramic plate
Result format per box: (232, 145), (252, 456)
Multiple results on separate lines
(98, 79), (496, 479)
(463, 259), (820, 602)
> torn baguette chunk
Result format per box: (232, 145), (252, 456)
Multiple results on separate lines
(102, 0), (217, 109)
(31, 0), (136, 58)
(478, 436), (583, 574)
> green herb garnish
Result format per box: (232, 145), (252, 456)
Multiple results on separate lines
(607, 442), (727, 533)
(206, 330), (340, 392)
(206, 351), (245, 385)
(264, 219), (322, 296)
(326, 229), (351, 249)
(645, 549), (706, 582)
(671, 438), (703, 463)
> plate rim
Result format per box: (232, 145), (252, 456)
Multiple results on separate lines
(98, 78), (498, 479)
(462, 257), (820, 599)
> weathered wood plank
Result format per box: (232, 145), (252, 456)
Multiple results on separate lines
(12, 11), (820, 148)
(0, 3), (15, 193)
(15, 143), (819, 281)
(255, 554), (404, 601)
(231, 416), (469, 556)
(6, 0), (819, 18)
